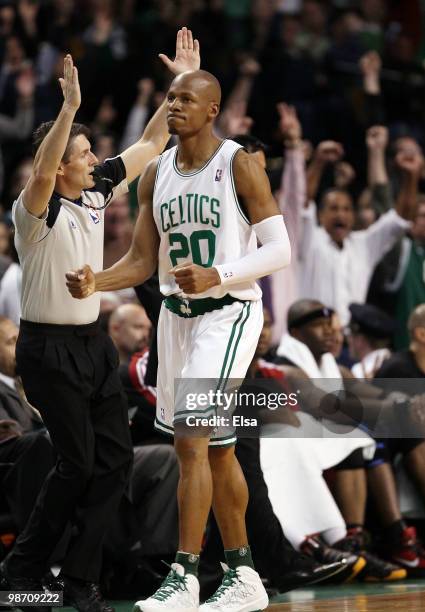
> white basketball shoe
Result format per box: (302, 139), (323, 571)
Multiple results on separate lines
(133, 563), (199, 612)
(200, 563), (269, 611)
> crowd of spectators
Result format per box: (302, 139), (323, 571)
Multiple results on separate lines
(2, 0), (425, 601)
(0, 0), (424, 208)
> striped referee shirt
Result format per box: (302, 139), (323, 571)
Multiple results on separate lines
(13, 156), (128, 325)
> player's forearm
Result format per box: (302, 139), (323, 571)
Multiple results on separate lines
(137, 98), (169, 155)
(32, 104), (77, 178)
(215, 215), (291, 287)
(95, 253), (157, 292)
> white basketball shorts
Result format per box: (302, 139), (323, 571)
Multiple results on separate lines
(156, 298), (263, 447)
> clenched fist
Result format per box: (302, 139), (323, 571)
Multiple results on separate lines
(170, 263), (221, 294)
(66, 264), (96, 299)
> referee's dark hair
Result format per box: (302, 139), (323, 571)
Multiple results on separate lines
(32, 121), (91, 162)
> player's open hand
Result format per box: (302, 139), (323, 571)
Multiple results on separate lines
(159, 27), (200, 75)
(170, 262), (220, 294)
(59, 54), (81, 111)
(66, 264), (95, 299)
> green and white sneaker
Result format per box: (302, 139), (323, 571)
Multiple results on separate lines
(200, 563), (269, 611)
(133, 563), (199, 612)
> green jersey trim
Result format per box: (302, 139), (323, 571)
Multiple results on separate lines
(172, 140), (227, 177)
(152, 154), (163, 200)
(230, 148), (251, 225)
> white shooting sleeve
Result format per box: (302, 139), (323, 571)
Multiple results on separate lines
(215, 214), (291, 287)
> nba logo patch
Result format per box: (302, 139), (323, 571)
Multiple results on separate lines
(69, 218), (77, 230)
(88, 208), (100, 224)
(215, 169), (223, 182)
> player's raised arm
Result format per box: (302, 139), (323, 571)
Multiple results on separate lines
(119, 27), (200, 184)
(23, 54), (80, 218)
(66, 160), (160, 298)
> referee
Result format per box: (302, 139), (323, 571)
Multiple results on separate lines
(0, 31), (200, 612)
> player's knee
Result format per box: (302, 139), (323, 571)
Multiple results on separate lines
(175, 438), (209, 466)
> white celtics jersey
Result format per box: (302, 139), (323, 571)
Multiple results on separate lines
(153, 139), (261, 301)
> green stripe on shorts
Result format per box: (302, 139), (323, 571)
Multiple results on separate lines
(222, 301), (251, 386)
(217, 302), (248, 392)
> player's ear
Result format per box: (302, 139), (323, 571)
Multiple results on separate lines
(57, 162), (65, 176)
(209, 102), (220, 120)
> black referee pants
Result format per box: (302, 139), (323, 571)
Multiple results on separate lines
(8, 320), (133, 582)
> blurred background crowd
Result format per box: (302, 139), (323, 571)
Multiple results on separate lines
(2, 0), (425, 601)
(0, 0), (425, 343)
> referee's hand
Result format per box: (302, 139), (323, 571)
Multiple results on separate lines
(66, 265), (95, 299)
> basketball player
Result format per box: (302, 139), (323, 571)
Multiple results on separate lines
(66, 70), (291, 611)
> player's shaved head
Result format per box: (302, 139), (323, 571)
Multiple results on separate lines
(287, 299), (325, 329)
(170, 70), (222, 105)
(167, 69), (222, 136)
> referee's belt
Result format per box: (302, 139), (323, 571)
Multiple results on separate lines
(164, 294), (243, 318)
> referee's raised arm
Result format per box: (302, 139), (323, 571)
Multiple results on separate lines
(22, 54), (81, 218)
